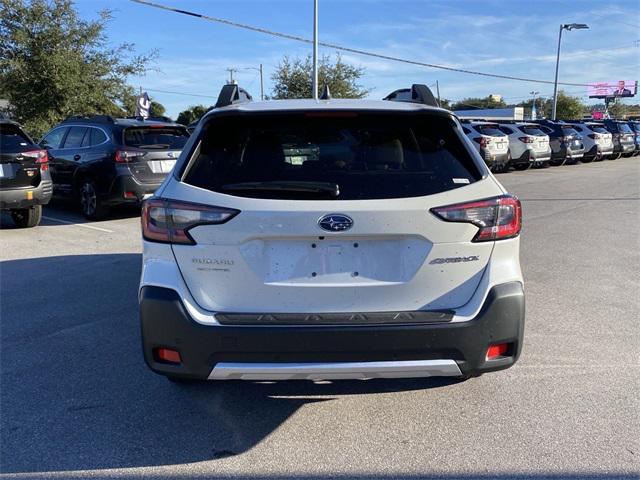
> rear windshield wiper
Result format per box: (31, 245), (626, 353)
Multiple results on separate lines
(220, 181), (340, 197)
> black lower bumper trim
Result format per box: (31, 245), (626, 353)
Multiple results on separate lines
(140, 282), (525, 380)
(216, 310), (453, 325)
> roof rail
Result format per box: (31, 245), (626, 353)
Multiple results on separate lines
(383, 84), (439, 108)
(63, 114), (115, 124)
(125, 115), (174, 123)
(215, 84), (253, 109)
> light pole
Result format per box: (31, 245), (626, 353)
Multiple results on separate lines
(312, 0), (318, 100)
(243, 65), (264, 100)
(552, 23), (589, 120)
(530, 91), (539, 120)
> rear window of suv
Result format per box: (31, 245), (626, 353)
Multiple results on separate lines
(183, 113), (481, 200)
(124, 126), (189, 150)
(472, 124), (504, 136)
(518, 126), (546, 136)
(0, 124), (32, 150)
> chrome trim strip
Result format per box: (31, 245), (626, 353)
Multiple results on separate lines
(208, 359), (462, 380)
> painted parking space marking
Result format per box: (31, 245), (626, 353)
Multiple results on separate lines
(42, 216), (114, 233)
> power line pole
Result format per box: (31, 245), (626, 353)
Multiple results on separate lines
(312, 0), (318, 100)
(435, 80), (441, 106)
(259, 63), (264, 101)
(226, 68), (238, 85)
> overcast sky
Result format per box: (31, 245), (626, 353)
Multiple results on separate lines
(76, 0), (640, 117)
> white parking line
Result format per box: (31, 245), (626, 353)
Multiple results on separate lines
(42, 216), (114, 233)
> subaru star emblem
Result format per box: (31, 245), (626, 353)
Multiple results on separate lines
(318, 214), (353, 232)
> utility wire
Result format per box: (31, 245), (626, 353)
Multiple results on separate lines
(130, 0), (598, 87)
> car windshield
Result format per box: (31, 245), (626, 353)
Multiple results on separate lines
(124, 126), (189, 149)
(473, 125), (504, 136)
(0, 124), (32, 150)
(616, 123), (633, 134)
(588, 125), (609, 134)
(518, 126), (546, 136)
(184, 113), (481, 200)
(561, 126), (579, 136)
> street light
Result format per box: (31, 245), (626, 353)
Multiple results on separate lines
(552, 23), (589, 120)
(530, 91), (539, 120)
(243, 65), (264, 101)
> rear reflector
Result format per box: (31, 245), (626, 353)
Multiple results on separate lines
(123, 191), (137, 199)
(486, 343), (509, 360)
(155, 348), (181, 364)
(431, 194), (522, 242)
(142, 198), (240, 245)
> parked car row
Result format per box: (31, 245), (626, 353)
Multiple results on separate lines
(461, 118), (640, 172)
(1, 115), (190, 227)
(2, 106), (638, 228)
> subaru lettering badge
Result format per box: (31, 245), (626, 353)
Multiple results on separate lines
(318, 214), (353, 232)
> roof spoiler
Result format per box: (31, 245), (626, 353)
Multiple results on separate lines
(126, 115), (174, 123)
(63, 114), (115, 124)
(383, 84), (439, 108)
(215, 84), (253, 109)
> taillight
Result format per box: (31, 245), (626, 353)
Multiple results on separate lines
(22, 150), (49, 171)
(115, 149), (146, 163)
(431, 194), (522, 242)
(141, 198), (239, 245)
(518, 136), (534, 144)
(473, 137), (489, 148)
(588, 133), (598, 140)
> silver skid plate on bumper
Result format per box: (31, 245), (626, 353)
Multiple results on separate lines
(208, 359), (462, 380)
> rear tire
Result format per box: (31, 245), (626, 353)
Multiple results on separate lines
(549, 156), (566, 167)
(609, 153), (621, 160)
(79, 180), (109, 220)
(10, 205), (42, 228)
(581, 155), (594, 163)
(513, 163), (530, 171)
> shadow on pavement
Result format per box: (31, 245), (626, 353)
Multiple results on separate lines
(0, 253), (459, 474)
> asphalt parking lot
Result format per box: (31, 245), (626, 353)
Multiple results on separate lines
(1, 158), (638, 480)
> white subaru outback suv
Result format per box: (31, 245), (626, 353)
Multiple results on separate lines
(139, 84), (524, 383)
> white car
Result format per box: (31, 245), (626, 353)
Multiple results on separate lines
(139, 84), (525, 383)
(568, 122), (613, 161)
(498, 122), (552, 169)
(460, 121), (510, 173)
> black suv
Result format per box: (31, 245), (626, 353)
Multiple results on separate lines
(1, 120), (52, 227)
(595, 119), (636, 159)
(533, 119), (585, 165)
(39, 115), (189, 219)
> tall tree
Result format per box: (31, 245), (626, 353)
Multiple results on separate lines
(149, 100), (166, 117)
(271, 54), (369, 100)
(0, 0), (155, 137)
(451, 96), (507, 110)
(553, 91), (586, 119)
(176, 105), (209, 126)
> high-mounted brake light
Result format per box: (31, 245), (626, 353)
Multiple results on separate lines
(141, 198), (239, 245)
(22, 150), (49, 171)
(115, 149), (146, 163)
(431, 194), (522, 242)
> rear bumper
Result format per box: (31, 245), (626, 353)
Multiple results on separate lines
(555, 145), (584, 160)
(613, 142), (635, 154)
(106, 175), (162, 204)
(0, 179), (52, 210)
(480, 150), (509, 166)
(140, 282), (525, 380)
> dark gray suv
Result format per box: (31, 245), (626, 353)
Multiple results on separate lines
(40, 115), (190, 219)
(0, 120), (52, 227)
